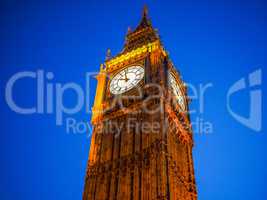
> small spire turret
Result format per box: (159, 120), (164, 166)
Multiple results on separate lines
(105, 49), (111, 61)
(127, 26), (132, 34)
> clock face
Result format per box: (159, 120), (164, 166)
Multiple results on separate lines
(168, 72), (186, 110)
(109, 65), (144, 95)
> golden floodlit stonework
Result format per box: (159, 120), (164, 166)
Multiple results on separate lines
(83, 6), (197, 200)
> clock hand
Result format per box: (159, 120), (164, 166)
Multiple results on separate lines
(124, 70), (129, 82)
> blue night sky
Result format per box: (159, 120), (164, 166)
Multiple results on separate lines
(0, 0), (266, 200)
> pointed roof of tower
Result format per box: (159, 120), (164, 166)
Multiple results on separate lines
(122, 5), (159, 53)
(134, 5), (152, 31)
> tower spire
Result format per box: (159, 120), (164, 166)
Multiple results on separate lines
(135, 5), (151, 30)
(123, 5), (158, 53)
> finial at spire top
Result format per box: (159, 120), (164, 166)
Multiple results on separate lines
(142, 5), (148, 17)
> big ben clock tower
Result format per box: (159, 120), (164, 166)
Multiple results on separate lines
(83, 6), (197, 200)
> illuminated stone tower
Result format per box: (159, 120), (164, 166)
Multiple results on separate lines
(83, 6), (197, 200)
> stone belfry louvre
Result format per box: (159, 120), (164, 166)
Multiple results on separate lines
(83, 6), (197, 200)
